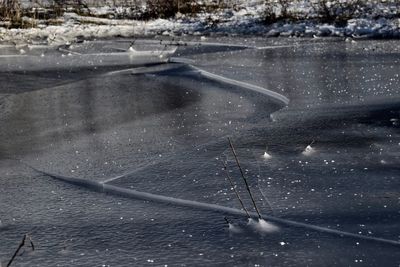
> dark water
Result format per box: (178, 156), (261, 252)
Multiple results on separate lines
(0, 38), (399, 266)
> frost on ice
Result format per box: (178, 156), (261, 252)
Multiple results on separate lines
(302, 145), (316, 156)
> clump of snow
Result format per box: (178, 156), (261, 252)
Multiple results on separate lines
(302, 145), (316, 156)
(227, 223), (243, 234)
(262, 151), (272, 159)
(261, 145), (272, 159)
(248, 218), (279, 234)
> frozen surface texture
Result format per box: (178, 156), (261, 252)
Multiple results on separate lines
(0, 38), (400, 266)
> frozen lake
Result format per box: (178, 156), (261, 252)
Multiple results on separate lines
(0, 37), (399, 266)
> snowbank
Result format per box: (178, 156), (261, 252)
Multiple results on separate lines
(1, 1), (399, 45)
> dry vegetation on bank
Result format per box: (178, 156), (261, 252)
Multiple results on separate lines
(1, 0), (399, 28)
(264, 0), (400, 25)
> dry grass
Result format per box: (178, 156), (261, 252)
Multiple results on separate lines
(1, 0), (399, 29)
(263, 0), (304, 24)
(311, 0), (366, 25)
(0, 0), (22, 27)
(141, 0), (223, 20)
(263, 0), (392, 25)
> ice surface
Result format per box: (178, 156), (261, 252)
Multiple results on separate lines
(1, 38), (400, 266)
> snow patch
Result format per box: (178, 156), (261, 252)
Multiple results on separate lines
(228, 223), (243, 234)
(248, 218), (279, 234)
(262, 151), (272, 159)
(302, 145), (316, 156)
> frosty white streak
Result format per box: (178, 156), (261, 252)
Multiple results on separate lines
(105, 63), (182, 76)
(188, 65), (290, 106)
(25, 164), (400, 247)
(104, 61), (289, 107)
(0, 55), (28, 58)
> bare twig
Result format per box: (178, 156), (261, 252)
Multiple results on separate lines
(6, 234), (35, 267)
(228, 138), (262, 219)
(224, 216), (231, 225)
(7, 235), (26, 267)
(27, 235), (35, 251)
(222, 160), (250, 218)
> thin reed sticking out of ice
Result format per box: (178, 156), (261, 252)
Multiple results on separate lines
(248, 218), (279, 234)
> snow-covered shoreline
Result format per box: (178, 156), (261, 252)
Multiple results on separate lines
(1, 16), (399, 46)
(1, 1), (400, 46)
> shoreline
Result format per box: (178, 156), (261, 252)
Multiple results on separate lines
(1, 13), (399, 46)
